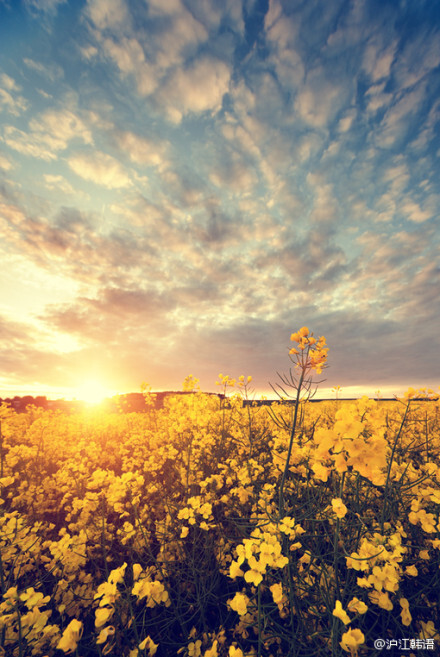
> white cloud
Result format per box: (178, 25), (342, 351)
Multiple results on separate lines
(3, 107), (93, 161)
(44, 174), (89, 198)
(0, 151), (13, 171)
(3, 125), (57, 161)
(159, 56), (231, 122)
(24, 0), (67, 14)
(400, 200), (432, 223)
(114, 131), (168, 168)
(0, 73), (20, 92)
(100, 36), (158, 96)
(363, 41), (397, 82)
(395, 30), (440, 90)
(0, 75), (28, 116)
(85, 0), (130, 31)
(375, 84), (426, 147)
(295, 75), (345, 129)
(68, 150), (132, 188)
(30, 108), (93, 148)
(153, 11), (208, 70)
(23, 58), (63, 81)
(337, 109), (356, 133)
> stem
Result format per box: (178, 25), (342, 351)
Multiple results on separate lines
(278, 369), (305, 516)
(380, 401), (410, 532)
(257, 584), (262, 657)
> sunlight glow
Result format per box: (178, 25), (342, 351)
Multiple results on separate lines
(73, 380), (114, 405)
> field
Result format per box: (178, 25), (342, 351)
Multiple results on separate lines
(1, 330), (439, 657)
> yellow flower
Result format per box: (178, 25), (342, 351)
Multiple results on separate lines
(340, 628), (365, 655)
(188, 640), (202, 657)
(57, 619), (83, 654)
(333, 600), (351, 625)
(138, 635), (159, 655)
(419, 620), (439, 640)
(399, 598), (412, 626)
(331, 498), (348, 519)
(405, 565), (418, 576)
(244, 566), (263, 586)
(368, 590), (393, 610)
(229, 561), (244, 579)
(95, 606), (114, 628)
(228, 592), (249, 616)
(270, 583), (283, 605)
(229, 647), (244, 657)
(96, 626), (115, 645)
(347, 597), (368, 615)
(311, 462), (330, 482)
(204, 639), (218, 657)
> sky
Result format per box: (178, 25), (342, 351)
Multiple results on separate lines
(0, 0), (439, 402)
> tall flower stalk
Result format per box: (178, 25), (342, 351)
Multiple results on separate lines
(270, 327), (329, 515)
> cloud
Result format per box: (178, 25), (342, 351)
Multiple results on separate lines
(363, 40), (397, 82)
(68, 151), (132, 188)
(294, 69), (349, 129)
(400, 199), (432, 223)
(0, 74), (28, 116)
(3, 107), (93, 160)
(44, 174), (89, 198)
(158, 56), (231, 122)
(113, 130), (168, 168)
(84, 0), (129, 31)
(0, 151), (13, 170)
(374, 84), (427, 147)
(394, 28), (440, 90)
(24, 0), (67, 13)
(22, 57), (64, 81)
(41, 286), (175, 351)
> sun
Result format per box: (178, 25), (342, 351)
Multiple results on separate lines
(74, 380), (114, 405)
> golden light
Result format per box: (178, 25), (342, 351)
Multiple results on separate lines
(73, 380), (114, 405)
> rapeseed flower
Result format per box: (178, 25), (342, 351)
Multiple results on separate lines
(333, 601), (351, 625)
(347, 598), (368, 615)
(228, 593), (249, 616)
(331, 498), (348, 519)
(340, 628), (365, 655)
(138, 635), (159, 655)
(57, 619), (83, 653)
(399, 598), (412, 626)
(228, 647), (244, 657)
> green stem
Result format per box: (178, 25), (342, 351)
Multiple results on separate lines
(279, 370), (305, 516)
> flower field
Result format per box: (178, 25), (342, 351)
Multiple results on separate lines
(0, 329), (439, 657)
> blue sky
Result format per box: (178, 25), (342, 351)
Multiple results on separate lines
(0, 0), (439, 400)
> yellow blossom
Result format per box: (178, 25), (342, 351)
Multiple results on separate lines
(228, 593), (249, 616)
(139, 635), (159, 655)
(399, 598), (412, 626)
(96, 626), (115, 645)
(331, 498), (348, 519)
(340, 628), (365, 655)
(95, 606), (114, 628)
(333, 600), (351, 625)
(347, 598), (368, 615)
(270, 583), (283, 605)
(405, 565), (418, 576)
(57, 619), (83, 654)
(187, 640), (202, 657)
(229, 561), (244, 579)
